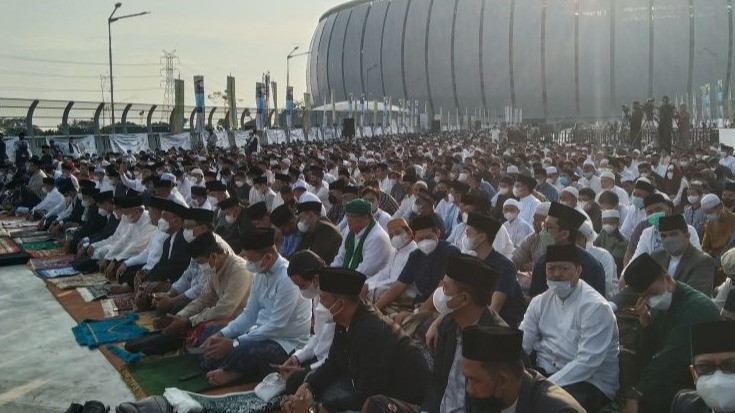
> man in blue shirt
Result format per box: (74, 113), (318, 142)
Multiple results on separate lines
(271, 203), (302, 258)
(529, 202), (606, 298)
(375, 215), (460, 321)
(201, 228), (311, 386)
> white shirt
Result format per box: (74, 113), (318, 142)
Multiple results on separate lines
(103, 211), (157, 261)
(520, 280), (619, 399)
(435, 198), (459, 235)
(714, 278), (734, 310)
(518, 194), (540, 227)
(668, 254), (682, 277)
(620, 206), (646, 239)
(331, 223), (392, 278)
(367, 240), (418, 290)
(119, 173), (146, 193)
(596, 185), (630, 206)
(310, 182), (331, 213)
(293, 300), (336, 370)
(457, 225), (515, 260)
(720, 155), (735, 173)
(579, 175), (602, 194)
(503, 217), (535, 248)
(178, 177), (192, 201)
(393, 193), (416, 220)
(379, 176), (394, 194)
(168, 188), (188, 206)
(586, 245), (619, 300)
(124, 229), (168, 271)
(631, 225), (701, 261)
(32, 187), (64, 215)
(373, 209), (392, 231)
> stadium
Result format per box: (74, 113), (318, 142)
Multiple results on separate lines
(307, 0), (734, 122)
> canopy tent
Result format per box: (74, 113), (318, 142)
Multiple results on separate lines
(311, 100), (408, 113)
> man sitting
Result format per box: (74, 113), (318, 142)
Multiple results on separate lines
(366, 218), (417, 303)
(521, 244), (619, 412)
(458, 326), (585, 412)
(620, 253), (720, 413)
(295, 200), (342, 264)
(271, 204), (302, 258)
(201, 228), (311, 386)
(282, 268), (429, 413)
(670, 320), (735, 412)
(218, 195), (253, 253)
(330, 198), (391, 278)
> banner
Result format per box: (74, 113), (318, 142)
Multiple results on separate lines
(173, 79), (185, 133)
(214, 131), (230, 148)
(359, 94), (365, 134)
(160, 133), (192, 151)
(256, 82), (265, 130)
(264, 73), (271, 128)
(286, 86), (294, 130)
(109, 134), (150, 154)
(289, 129), (305, 142)
(347, 94), (353, 118)
(303, 92), (311, 132)
(233, 130), (252, 148)
(265, 129), (287, 144)
(227, 76), (237, 130)
(271, 81), (278, 128)
(194, 76), (205, 135)
(54, 135), (98, 157)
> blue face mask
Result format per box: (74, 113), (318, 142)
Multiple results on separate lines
(632, 196), (645, 209)
(559, 176), (570, 186)
(707, 212), (719, 222)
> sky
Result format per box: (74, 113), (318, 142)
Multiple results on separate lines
(1, 0), (345, 108)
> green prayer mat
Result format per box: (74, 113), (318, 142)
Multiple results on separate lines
(21, 240), (60, 251)
(122, 354), (212, 398)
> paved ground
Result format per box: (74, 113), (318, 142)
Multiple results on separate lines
(0, 265), (134, 412)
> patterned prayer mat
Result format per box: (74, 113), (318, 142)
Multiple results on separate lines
(113, 294), (135, 312)
(72, 312), (147, 348)
(29, 254), (75, 270)
(26, 247), (66, 258)
(120, 354), (212, 399)
(20, 240), (60, 251)
(77, 285), (111, 302)
(0, 236), (21, 254)
(164, 388), (283, 413)
(48, 273), (107, 290)
(36, 266), (79, 279)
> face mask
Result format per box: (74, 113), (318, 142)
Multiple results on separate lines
(666, 172), (674, 180)
(647, 211), (665, 228)
(432, 287), (461, 316)
(512, 187), (522, 198)
(208, 196), (218, 207)
(662, 237), (686, 255)
(157, 218), (170, 232)
(447, 193), (455, 203)
(579, 201), (589, 210)
(326, 299), (343, 322)
(498, 187), (509, 195)
(462, 212), (469, 223)
(687, 195), (700, 205)
(297, 219), (310, 233)
(539, 228), (556, 247)
(120, 214), (131, 223)
(183, 228), (196, 242)
(411, 202), (420, 214)
(462, 235), (479, 252)
(417, 239), (438, 255)
(602, 224), (617, 233)
(707, 212), (719, 222)
(559, 176), (570, 186)
(648, 290), (673, 310)
(99, 209), (110, 217)
(245, 256), (266, 274)
(696, 370), (735, 411)
(225, 214), (237, 224)
(503, 212), (518, 221)
(583, 171), (594, 179)
(199, 262), (211, 272)
(235, 181), (245, 188)
(632, 196), (645, 209)
(42, 187), (49, 194)
(391, 233), (409, 249)
(300, 284), (320, 300)
(81, 200), (90, 208)
(547, 280), (575, 299)
(390, 178), (397, 186)
(458, 173), (468, 182)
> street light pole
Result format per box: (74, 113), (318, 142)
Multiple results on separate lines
(108, 3), (150, 134)
(286, 46), (299, 92)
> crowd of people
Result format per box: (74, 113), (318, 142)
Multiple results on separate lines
(3, 127), (735, 413)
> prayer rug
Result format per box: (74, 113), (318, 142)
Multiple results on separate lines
(26, 247), (66, 258)
(120, 354), (212, 399)
(49, 273), (107, 290)
(36, 266), (79, 279)
(13, 234), (54, 244)
(29, 254), (75, 270)
(20, 240), (60, 251)
(101, 299), (117, 318)
(77, 285), (111, 302)
(72, 312), (147, 348)
(113, 293), (136, 312)
(0, 236), (30, 266)
(106, 345), (144, 364)
(164, 388), (283, 413)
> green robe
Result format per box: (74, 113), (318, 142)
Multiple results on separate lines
(635, 282), (720, 412)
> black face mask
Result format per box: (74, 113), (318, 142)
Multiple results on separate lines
(435, 190), (447, 201)
(466, 395), (504, 413)
(328, 194), (339, 205)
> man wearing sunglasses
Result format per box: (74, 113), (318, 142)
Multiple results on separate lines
(670, 320), (735, 412)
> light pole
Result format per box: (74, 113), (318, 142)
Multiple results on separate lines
(108, 2), (150, 133)
(286, 48), (311, 91)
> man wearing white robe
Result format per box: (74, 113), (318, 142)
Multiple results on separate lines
(501, 198), (534, 248)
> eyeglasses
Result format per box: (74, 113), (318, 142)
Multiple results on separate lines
(693, 359), (735, 376)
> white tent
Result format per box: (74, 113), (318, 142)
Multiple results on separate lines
(311, 100), (408, 113)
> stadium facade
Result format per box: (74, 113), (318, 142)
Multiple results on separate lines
(306, 0), (734, 122)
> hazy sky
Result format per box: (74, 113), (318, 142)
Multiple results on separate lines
(1, 0), (344, 107)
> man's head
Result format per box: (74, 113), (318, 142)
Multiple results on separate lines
(502, 199), (520, 222)
(687, 321), (735, 411)
(182, 208), (216, 238)
(723, 182), (735, 209)
(542, 202), (586, 246)
(545, 244), (582, 299)
(116, 196), (145, 223)
(702, 193), (724, 222)
(287, 250), (325, 299)
(239, 228), (278, 273)
(387, 218), (413, 250)
(270, 204), (296, 235)
(361, 186), (381, 214)
(513, 175), (536, 198)
(632, 179), (656, 209)
(460, 326), (525, 410)
(658, 215), (690, 256)
(411, 215), (441, 256)
(246, 202), (270, 228)
(464, 212), (501, 253)
(42, 177), (55, 193)
(434, 253), (498, 317)
(601, 209), (620, 233)
(414, 190), (435, 216)
(344, 198), (373, 234)
(531, 202), (550, 233)
(559, 187), (579, 208)
(625, 253), (676, 311)
(328, 181), (345, 206)
(317, 267), (366, 326)
(187, 231), (226, 269)
(297, 200), (323, 233)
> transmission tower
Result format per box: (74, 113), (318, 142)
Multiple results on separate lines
(160, 50), (180, 123)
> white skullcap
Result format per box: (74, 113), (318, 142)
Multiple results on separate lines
(701, 193), (722, 210)
(281, 158), (292, 167)
(160, 172), (176, 183)
(721, 247), (735, 276)
(190, 168), (203, 176)
(507, 165), (519, 174)
(503, 198), (521, 209)
(579, 221), (597, 243)
(600, 171), (615, 181)
(621, 172), (635, 183)
(546, 166), (558, 175)
(583, 159), (596, 168)
(293, 179), (308, 190)
(415, 181), (428, 190)
(535, 202), (551, 216)
(298, 192), (320, 203)
(562, 186), (579, 198)
(602, 209), (620, 219)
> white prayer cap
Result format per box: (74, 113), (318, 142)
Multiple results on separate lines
(601, 209), (620, 220)
(562, 186), (579, 198)
(415, 181), (428, 190)
(637, 177), (652, 185)
(600, 171), (615, 181)
(721, 247), (735, 276)
(546, 166), (558, 175)
(190, 168), (203, 176)
(507, 165), (519, 174)
(583, 159), (596, 168)
(621, 172), (635, 183)
(349, 154), (358, 162)
(503, 198), (521, 209)
(160, 172), (176, 183)
(293, 179), (308, 190)
(359, 156), (367, 163)
(281, 158), (292, 167)
(701, 193), (722, 210)
(579, 221), (597, 243)
(535, 202), (551, 216)
(94, 167), (105, 174)
(101, 160), (110, 167)
(298, 192), (320, 203)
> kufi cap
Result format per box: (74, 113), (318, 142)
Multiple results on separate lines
(701, 193), (721, 210)
(240, 228), (275, 250)
(503, 198), (520, 209)
(600, 171), (615, 180)
(318, 268), (366, 297)
(621, 172), (635, 183)
(206, 181), (227, 192)
(160, 172), (176, 183)
(287, 250), (324, 278)
(546, 166), (558, 175)
(344, 198), (372, 215)
(297, 201), (322, 214)
(387, 218), (410, 234)
(293, 179), (308, 190)
(691, 320), (735, 357)
(462, 326), (523, 362)
(546, 244), (580, 264)
(534, 202), (551, 216)
(658, 214), (687, 232)
(548, 202), (586, 230)
(624, 253), (667, 293)
(246, 202), (268, 220)
(721, 247), (735, 276)
(115, 196), (143, 209)
(217, 196), (240, 210)
(270, 204), (294, 227)
(186, 231), (217, 258)
(446, 253), (497, 293)
(190, 186), (207, 197)
(410, 215), (437, 232)
(466, 212), (501, 239)
(184, 208), (215, 224)
(190, 168), (204, 176)
(562, 186), (579, 198)
(506, 165), (519, 174)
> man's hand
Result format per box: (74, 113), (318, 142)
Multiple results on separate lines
(390, 311), (411, 325)
(277, 355), (304, 380)
(203, 335), (233, 360)
(154, 294), (175, 312)
(425, 314), (445, 350)
(162, 316), (188, 337)
(86, 246), (94, 257)
(634, 296), (650, 329)
(153, 314), (173, 330)
(622, 398), (639, 413)
(115, 263), (127, 282)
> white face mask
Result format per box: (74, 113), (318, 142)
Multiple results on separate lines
(432, 287), (460, 316)
(313, 302), (334, 324)
(297, 219), (310, 233)
(666, 172), (674, 180)
(447, 193), (455, 203)
(462, 212), (469, 223)
(602, 224), (617, 233)
(208, 196), (219, 207)
(98, 209), (110, 217)
(696, 370), (735, 411)
(687, 195), (700, 204)
(183, 228), (196, 242)
(300, 283), (320, 300)
(120, 214), (131, 223)
(245, 256), (265, 274)
(235, 181), (245, 188)
(391, 233), (409, 249)
(417, 238), (438, 255)
(157, 218), (170, 232)
(411, 202), (420, 214)
(225, 214), (237, 224)
(503, 212), (518, 221)
(547, 280), (575, 299)
(462, 235), (479, 252)
(498, 187), (509, 195)
(512, 187), (522, 198)
(81, 200), (90, 208)
(648, 290), (673, 310)
(458, 173), (468, 182)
